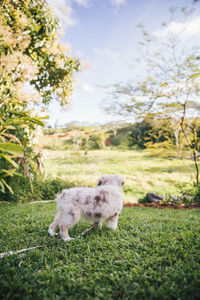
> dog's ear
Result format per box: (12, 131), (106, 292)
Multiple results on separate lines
(97, 179), (102, 186)
(97, 176), (106, 186)
(120, 177), (125, 186)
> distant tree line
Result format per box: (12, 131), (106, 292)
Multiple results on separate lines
(108, 117), (200, 153)
(42, 117), (200, 154)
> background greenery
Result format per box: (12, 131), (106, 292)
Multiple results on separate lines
(0, 0), (79, 194)
(0, 146), (196, 203)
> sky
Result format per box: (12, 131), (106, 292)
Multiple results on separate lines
(46, 0), (197, 127)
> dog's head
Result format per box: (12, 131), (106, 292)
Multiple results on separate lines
(97, 175), (125, 188)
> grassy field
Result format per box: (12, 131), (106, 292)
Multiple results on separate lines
(0, 202), (200, 299)
(42, 149), (195, 202)
(0, 149), (200, 299)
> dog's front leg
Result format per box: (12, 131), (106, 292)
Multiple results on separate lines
(98, 220), (103, 230)
(106, 214), (118, 231)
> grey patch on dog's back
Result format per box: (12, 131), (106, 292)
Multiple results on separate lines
(69, 209), (75, 217)
(100, 190), (109, 203)
(95, 196), (101, 202)
(84, 195), (91, 205)
(95, 212), (101, 218)
(74, 191), (82, 203)
(94, 195), (102, 207)
(86, 211), (92, 217)
(94, 190), (109, 208)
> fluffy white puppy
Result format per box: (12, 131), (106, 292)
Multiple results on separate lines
(48, 175), (125, 241)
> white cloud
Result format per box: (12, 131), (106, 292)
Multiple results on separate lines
(48, 0), (90, 28)
(94, 48), (121, 60)
(154, 15), (200, 39)
(48, 0), (127, 28)
(73, 0), (90, 7)
(79, 83), (95, 92)
(110, 0), (127, 6)
(48, 0), (76, 27)
(105, 49), (121, 60)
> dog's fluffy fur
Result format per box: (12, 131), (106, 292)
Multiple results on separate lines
(48, 175), (125, 241)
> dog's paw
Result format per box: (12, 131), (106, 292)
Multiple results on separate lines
(62, 236), (75, 242)
(98, 222), (103, 230)
(48, 228), (56, 237)
(107, 223), (118, 231)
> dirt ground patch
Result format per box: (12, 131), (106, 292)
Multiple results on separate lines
(124, 202), (200, 209)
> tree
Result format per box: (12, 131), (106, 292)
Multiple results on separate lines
(102, 7), (200, 184)
(0, 0), (80, 194)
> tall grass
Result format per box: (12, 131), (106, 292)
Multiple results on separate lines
(42, 149), (194, 202)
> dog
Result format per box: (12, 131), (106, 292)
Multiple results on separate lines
(48, 175), (125, 241)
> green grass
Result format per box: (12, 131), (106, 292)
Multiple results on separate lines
(42, 149), (195, 202)
(1, 148), (199, 298)
(0, 203), (200, 299)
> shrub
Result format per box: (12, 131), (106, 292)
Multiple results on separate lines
(88, 133), (105, 150)
(109, 127), (131, 148)
(180, 183), (200, 204)
(0, 177), (73, 203)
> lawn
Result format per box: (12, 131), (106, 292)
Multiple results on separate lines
(0, 202), (199, 299)
(1, 148), (199, 299)
(42, 149), (195, 202)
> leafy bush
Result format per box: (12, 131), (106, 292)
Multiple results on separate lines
(144, 140), (177, 158)
(0, 177), (74, 202)
(109, 127), (131, 148)
(88, 133), (105, 150)
(180, 183), (200, 204)
(129, 119), (175, 149)
(107, 119), (175, 150)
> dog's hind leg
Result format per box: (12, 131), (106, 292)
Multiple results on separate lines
(60, 225), (73, 241)
(106, 214), (119, 231)
(59, 208), (81, 241)
(48, 213), (60, 237)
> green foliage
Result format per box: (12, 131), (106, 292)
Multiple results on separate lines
(0, 0), (80, 105)
(0, 140), (24, 193)
(0, 0), (79, 193)
(107, 119), (175, 150)
(0, 176), (74, 202)
(109, 126), (131, 148)
(180, 183), (200, 204)
(88, 132), (106, 150)
(0, 204), (199, 299)
(0, 109), (46, 193)
(0, 143), (24, 154)
(144, 141), (177, 158)
(129, 121), (153, 149)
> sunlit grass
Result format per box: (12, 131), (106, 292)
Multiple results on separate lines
(42, 149), (194, 202)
